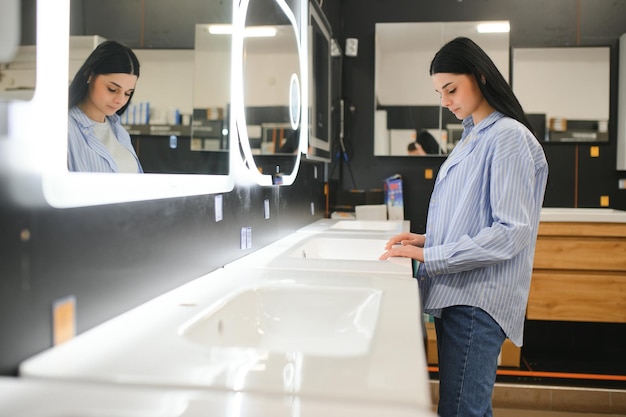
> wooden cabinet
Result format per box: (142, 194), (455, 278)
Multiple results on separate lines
(528, 222), (626, 323)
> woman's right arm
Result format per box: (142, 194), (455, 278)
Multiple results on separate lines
(383, 232), (425, 250)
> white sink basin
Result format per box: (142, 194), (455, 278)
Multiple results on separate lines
(297, 219), (410, 235)
(19, 266), (430, 408)
(181, 285), (382, 356)
(226, 233), (412, 276)
(291, 237), (388, 261)
(330, 220), (404, 232)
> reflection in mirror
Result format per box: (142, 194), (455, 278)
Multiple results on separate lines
(512, 47), (610, 143)
(0, 0), (35, 102)
(2, 0), (234, 208)
(189, 24), (232, 175)
(233, 0), (305, 185)
(374, 21), (509, 156)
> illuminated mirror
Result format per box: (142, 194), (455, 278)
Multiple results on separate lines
(512, 47), (610, 143)
(232, 0), (306, 186)
(374, 21), (509, 156)
(1, 0), (235, 208)
(190, 24), (232, 175)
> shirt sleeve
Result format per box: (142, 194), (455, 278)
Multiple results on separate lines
(424, 124), (538, 276)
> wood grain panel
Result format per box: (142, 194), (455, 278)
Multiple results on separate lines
(534, 237), (626, 271)
(528, 270), (626, 322)
(538, 222), (626, 238)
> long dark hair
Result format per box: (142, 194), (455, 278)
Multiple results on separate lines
(68, 40), (140, 115)
(430, 36), (535, 137)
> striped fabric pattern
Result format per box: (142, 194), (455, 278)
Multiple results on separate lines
(420, 111), (548, 346)
(68, 106), (143, 173)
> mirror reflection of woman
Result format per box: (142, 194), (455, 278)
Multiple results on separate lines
(68, 40), (143, 173)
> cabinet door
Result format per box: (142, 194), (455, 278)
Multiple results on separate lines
(577, 144), (616, 207)
(541, 145), (576, 207)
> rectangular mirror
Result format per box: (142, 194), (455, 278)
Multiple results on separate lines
(1, 0), (236, 208)
(0, 0), (35, 101)
(512, 47), (610, 143)
(374, 21), (509, 156)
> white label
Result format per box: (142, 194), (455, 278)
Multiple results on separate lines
(214, 194), (223, 222)
(264, 199), (270, 219)
(240, 227), (247, 249)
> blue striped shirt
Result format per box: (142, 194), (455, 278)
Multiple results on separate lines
(68, 106), (143, 173)
(420, 111), (548, 346)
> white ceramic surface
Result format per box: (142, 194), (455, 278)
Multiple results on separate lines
(0, 377), (436, 416)
(291, 236), (395, 261)
(297, 219), (410, 235)
(20, 267), (430, 408)
(540, 207), (626, 223)
(226, 232), (412, 276)
(181, 285), (382, 356)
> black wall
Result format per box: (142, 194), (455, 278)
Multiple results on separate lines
(0, 161), (325, 375)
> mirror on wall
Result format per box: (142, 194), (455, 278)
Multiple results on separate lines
(306, 0), (333, 162)
(512, 47), (610, 143)
(189, 24), (231, 175)
(1, 0), (237, 208)
(0, 0), (35, 101)
(232, 0), (306, 186)
(374, 21), (509, 157)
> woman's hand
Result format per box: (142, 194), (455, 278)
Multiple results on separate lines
(383, 232), (425, 250)
(379, 232), (425, 261)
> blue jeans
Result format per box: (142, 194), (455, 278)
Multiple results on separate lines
(434, 306), (506, 417)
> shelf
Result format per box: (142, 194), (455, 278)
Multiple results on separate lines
(123, 124), (191, 136)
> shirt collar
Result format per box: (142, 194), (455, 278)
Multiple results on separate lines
(463, 111), (504, 135)
(69, 106), (121, 128)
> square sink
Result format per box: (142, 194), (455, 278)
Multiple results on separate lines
(290, 237), (388, 261)
(330, 220), (404, 232)
(297, 219), (410, 235)
(18, 268), (430, 407)
(180, 285), (382, 357)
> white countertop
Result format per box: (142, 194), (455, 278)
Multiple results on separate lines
(540, 208), (626, 223)
(225, 231), (413, 276)
(20, 266), (430, 408)
(0, 377), (436, 416)
(297, 219), (411, 235)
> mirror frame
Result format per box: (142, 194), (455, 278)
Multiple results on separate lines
(2, 0), (236, 208)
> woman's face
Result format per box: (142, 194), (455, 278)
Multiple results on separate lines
(82, 73), (137, 122)
(432, 73), (491, 124)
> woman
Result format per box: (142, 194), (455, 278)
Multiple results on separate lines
(380, 37), (548, 417)
(68, 40), (143, 173)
